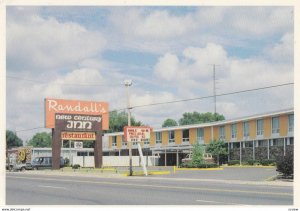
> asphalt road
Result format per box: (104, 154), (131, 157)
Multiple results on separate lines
(6, 171), (293, 205)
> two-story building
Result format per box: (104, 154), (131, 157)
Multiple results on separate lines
(104, 108), (294, 166)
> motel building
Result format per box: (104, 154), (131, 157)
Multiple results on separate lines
(8, 108), (294, 167)
(104, 108), (294, 167)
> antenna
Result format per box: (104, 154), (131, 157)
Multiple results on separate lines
(213, 64), (216, 116)
(208, 64), (219, 118)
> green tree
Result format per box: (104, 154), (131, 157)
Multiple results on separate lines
(191, 143), (205, 166)
(206, 140), (228, 165)
(276, 153), (293, 178)
(107, 110), (142, 133)
(179, 112), (225, 125)
(27, 132), (52, 147)
(162, 118), (178, 127)
(6, 130), (23, 149)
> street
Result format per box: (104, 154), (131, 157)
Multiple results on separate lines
(6, 171), (293, 205)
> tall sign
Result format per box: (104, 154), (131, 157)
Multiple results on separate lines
(45, 98), (108, 169)
(45, 98), (109, 130)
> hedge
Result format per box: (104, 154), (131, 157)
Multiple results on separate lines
(180, 162), (219, 168)
(228, 160), (240, 165)
(260, 159), (276, 166)
(246, 159), (260, 166)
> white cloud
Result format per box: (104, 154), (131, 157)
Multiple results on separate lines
(154, 43), (230, 96)
(109, 8), (196, 40)
(7, 13), (106, 73)
(106, 7), (293, 54)
(228, 7), (293, 37)
(152, 39), (293, 122)
(135, 10), (196, 39)
(264, 32), (293, 63)
(154, 53), (180, 81)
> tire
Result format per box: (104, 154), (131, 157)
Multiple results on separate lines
(20, 167), (26, 171)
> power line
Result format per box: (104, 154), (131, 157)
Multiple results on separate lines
(131, 82), (293, 109)
(13, 82), (293, 133)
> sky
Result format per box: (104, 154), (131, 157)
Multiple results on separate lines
(6, 6), (294, 143)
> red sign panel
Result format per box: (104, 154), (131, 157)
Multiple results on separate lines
(45, 98), (109, 130)
(124, 126), (152, 142)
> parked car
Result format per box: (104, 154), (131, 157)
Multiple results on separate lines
(31, 156), (64, 170)
(7, 162), (33, 171)
(182, 153), (214, 164)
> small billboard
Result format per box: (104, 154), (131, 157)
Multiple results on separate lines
(124, 126), (152, 142)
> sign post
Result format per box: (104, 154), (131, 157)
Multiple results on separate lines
(124, 126), (152, 176)
(137, 142), (147, 176)
(45, 98), (109, 170)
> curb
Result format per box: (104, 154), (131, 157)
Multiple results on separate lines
(224, 165), (275, 168)
(123, 171), (171, 176)
(176, 167), (223, 171)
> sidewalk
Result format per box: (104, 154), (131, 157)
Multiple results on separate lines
(7, 169), (293, 187)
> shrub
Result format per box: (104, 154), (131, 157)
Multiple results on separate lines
(191, 143), (205, 165)
(246, 160), (260, 166)
(72, 164), (81, 169)
(260, 159), (276, 166)
(276, 154), (293, 178)
(179, 162), (218, 168)
(194, 163), (219, 168)
(228, 160), (240, 165)
(180, 162), (193, 168)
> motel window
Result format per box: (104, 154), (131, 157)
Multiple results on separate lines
(232, 142), (240, 148)
(112, 136), (117, 147)
(143, 139), (150, 145)
(244, 141), (253, 148)
(288, 114), (294, 132)
(77, 151), (88, 156)
(196, 128), (204, 144)
(287, 137), (294, 145)
(168, 131), (175, 143)
(256, 119), (264, 136)
(219, 126), (225, 140)
(155, 132), (162, 144)
(182, 129), (189, 142)
(257, 140), (267, 147)
(271, 138), (284, 146)
(243, 122), (249, 137)
(272, 117), (280, 134)
(132, 139), (138, 145)
(231, 124), (237, 139)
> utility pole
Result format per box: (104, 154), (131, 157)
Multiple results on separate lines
(213, 64), (217, 117)
(124, 79), (133, 176)
(210, 64), (218, 141)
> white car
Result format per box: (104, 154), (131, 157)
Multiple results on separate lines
(182, 153), (214, 164)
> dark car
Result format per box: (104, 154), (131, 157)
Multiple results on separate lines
(31, 156), (64, 170)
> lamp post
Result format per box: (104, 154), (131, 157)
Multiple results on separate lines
(124, 79), (133, 176)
